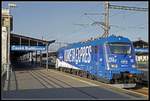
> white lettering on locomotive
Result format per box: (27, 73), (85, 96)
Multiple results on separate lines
(64, 45), (92, 63)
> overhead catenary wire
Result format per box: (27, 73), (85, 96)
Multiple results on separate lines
(58, 2), (104, 42)
(58, 2), (147, 43)
(101, 1), (148, 37)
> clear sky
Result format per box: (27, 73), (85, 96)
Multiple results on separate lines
(2, 1), (148, 43)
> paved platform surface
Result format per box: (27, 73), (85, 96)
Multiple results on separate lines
(1, 63), (147, 100)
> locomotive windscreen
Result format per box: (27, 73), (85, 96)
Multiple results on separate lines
(106, 43), (132, 55)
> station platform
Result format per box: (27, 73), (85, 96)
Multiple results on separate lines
(1, 63), (147, 100)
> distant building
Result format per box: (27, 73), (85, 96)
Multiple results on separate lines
(133, 40), (148, 48)
(132, 39), (149, 68)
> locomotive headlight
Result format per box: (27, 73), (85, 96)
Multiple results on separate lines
(110, 64), (118, 68)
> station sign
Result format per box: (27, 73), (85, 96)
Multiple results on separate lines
(134, 48), (148, 53)
(11, 45), (46, 51)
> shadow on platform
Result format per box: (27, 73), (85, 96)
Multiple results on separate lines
(2, 86), (137, 100)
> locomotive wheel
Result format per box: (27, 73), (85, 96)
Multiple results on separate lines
(83, 72), (87, 78)
(72, 70), (76, 75)
(87, 73), (92, 79)
(93, 75), (97, 80)
(70, 69), (73, 74)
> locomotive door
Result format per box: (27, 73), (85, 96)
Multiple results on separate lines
(92, 45), (99, 77)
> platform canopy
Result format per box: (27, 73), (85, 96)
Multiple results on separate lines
(10, 33), (55, 59)
(10, 33), (55, 52)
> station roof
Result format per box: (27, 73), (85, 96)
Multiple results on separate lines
(132, 40), (148, 55)
(11, 33), (50, 45)
(132, 40), (148, 48)
(10, 33), (55, 60)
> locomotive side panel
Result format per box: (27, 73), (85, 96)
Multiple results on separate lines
(56, 35), (144, 88)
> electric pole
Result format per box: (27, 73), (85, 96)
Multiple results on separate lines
(102, 1), (109, 37)
(82, 2), (147, 39)
(101, 1), (148, 38)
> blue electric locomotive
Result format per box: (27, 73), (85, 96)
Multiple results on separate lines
(56, 35), (143, 88)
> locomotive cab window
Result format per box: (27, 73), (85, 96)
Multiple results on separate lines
(106, 43), (132, 55)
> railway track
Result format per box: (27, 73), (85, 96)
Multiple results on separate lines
(124, 80), (149, 96)
(125, 87), (148, 96)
